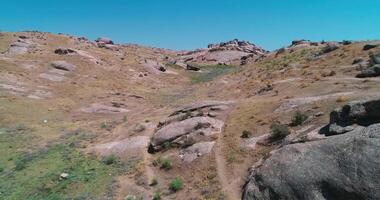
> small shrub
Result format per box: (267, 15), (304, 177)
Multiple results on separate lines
(160, 158), (172, 170)
(100, 122), (107, 129)
(269, 123), (290, 141)
(102, 154), (118, 165)
(169, 177), (183, 192)
(150, 178), (158, 186)
(152, 157), (162, 167)
(290, 111), (308, 126)
(241, 130), (252, 138)
(153, 191), (162, 200)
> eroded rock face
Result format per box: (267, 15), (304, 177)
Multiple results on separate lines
(148, 101), (232, 153)
(243, 124), (380, 200)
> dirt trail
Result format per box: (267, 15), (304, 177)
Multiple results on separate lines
(214, 138), (241, 200)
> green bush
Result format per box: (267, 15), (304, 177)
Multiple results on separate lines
(102, 154), (118, 165)
(290, 111), (308, 126)
(169, 177), (183, 192)
(269, 123), (290, 141)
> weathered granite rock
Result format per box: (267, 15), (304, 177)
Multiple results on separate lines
(50, 61), (76, 71)
(149, 116), (223, 152)
(243, 123), (380, 200)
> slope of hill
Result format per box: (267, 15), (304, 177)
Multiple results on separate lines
(0, 31), (379, 200)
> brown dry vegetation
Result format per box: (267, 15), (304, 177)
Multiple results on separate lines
(1, 32), (380, 200)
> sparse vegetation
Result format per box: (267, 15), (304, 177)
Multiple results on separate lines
(189, 64), (240, 83)
(169, 177), (184, 192)
(290, 111), (308, 126)
(269, 122), (290, 141)
(153, 191), (162, 200)
(241, 130), (253, 138)
(161, 158), (173, 170)
(102, 154), (118, 165)
(0, 125), (127, 200)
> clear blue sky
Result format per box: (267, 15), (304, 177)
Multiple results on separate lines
(1, 0), (380, 50)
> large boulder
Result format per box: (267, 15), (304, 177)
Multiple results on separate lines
(149, 101), (231, 153)
(149, 116), (223, 152)
(356, 65), (380, 78)
(329, 98), (380, 126)
(319, 98), (380, 136)
(243, 123), (380, 200)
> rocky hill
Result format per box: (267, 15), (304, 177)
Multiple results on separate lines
(0, 31), (379, 200)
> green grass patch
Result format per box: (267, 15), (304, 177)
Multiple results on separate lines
(169, 177), (184, 192)
(188, 64), (240, 83)
(0, 125), (127, 200)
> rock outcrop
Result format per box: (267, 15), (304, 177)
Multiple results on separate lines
(357, 53), (380, 78)
(177, 39), (267, 65)
(243, 124), (380, 200)
(4, 38), (35, 55)
(50, 61), (76, 71)
(243, 98), (380, 200)
(148, 101), (232, 154)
